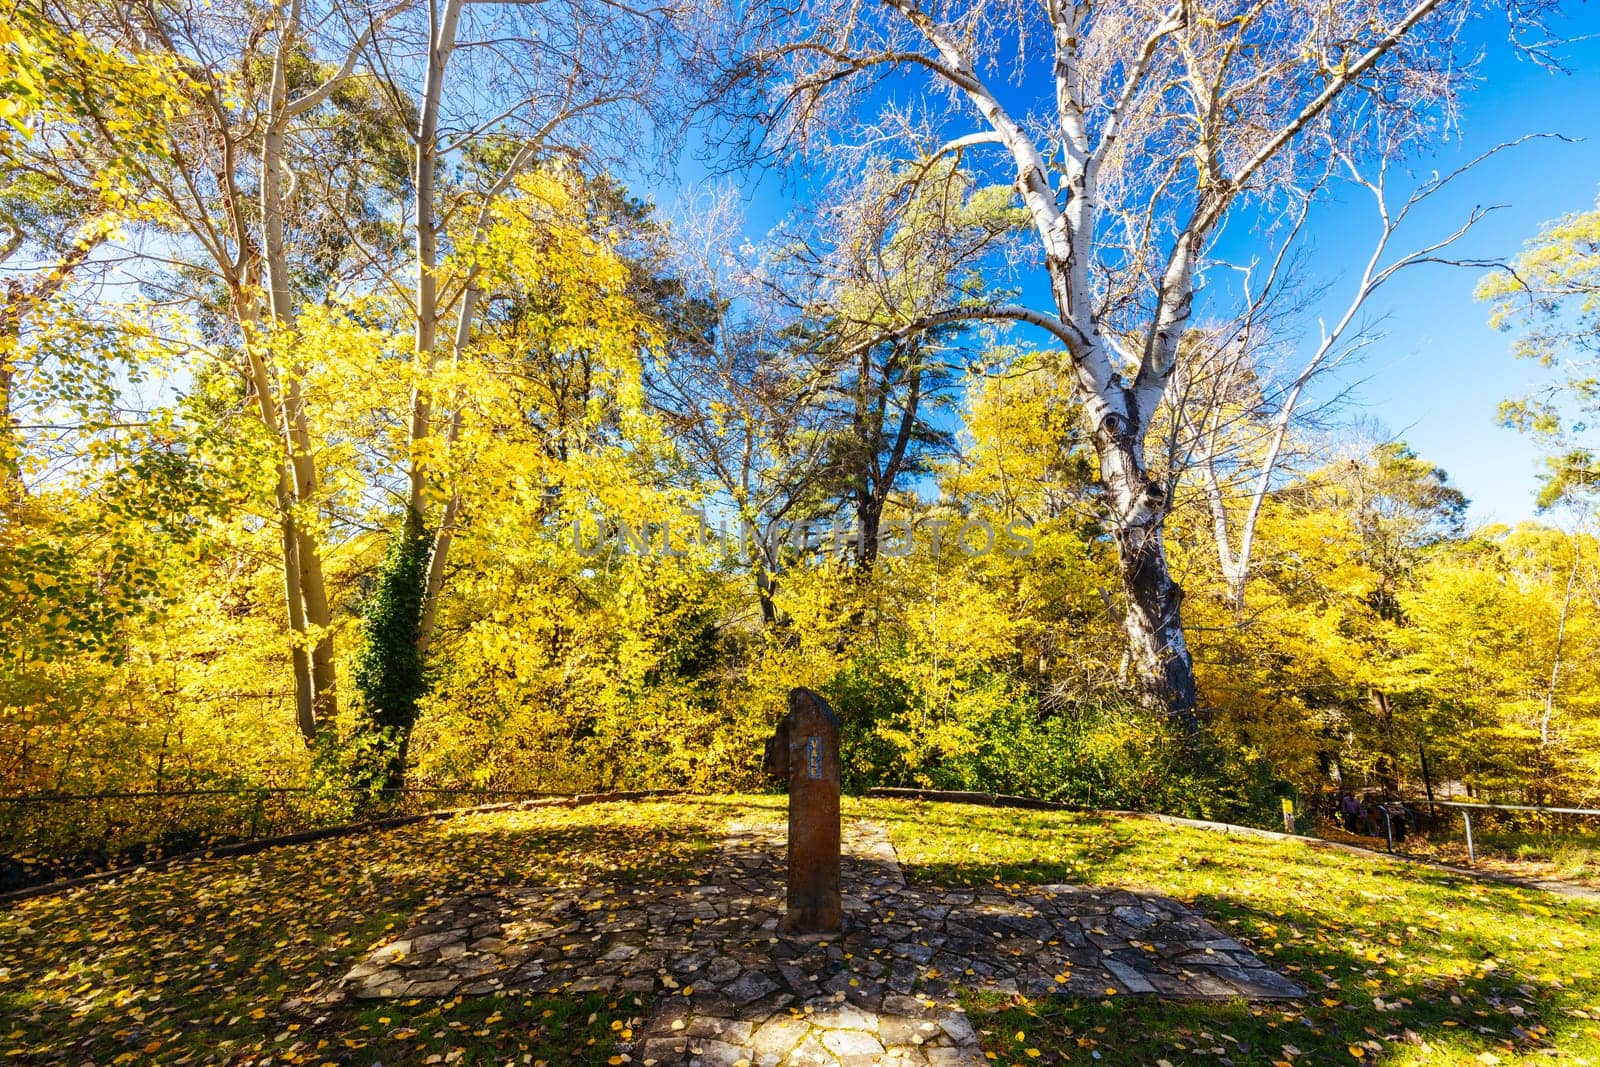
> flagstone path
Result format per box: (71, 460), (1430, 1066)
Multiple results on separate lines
(334, 817), (1305, 1065)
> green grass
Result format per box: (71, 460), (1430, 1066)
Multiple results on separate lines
(868, 797), (1600, 1066)
(332, 991), (641, 1064)
(1, 795), (1596, 1065)
(0, 799), (721, 1064)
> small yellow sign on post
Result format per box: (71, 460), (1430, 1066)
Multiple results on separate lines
(1281, 797), (1295, 834)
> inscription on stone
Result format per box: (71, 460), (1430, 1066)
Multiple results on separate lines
(762, 688), (842, 934)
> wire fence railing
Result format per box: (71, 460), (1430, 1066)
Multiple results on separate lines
(1320, 791), (1600, 866)
(9, 781), (1599, 895)
(0, 783), (571, 892)
(1422, 799), (1600, 864)
(0, 786), (569, 804)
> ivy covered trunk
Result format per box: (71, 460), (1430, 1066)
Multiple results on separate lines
(352, 513), (434, 791)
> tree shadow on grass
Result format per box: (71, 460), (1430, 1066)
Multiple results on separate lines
(305, 805), (1306, 1065)
(869, 798), (1600, 1064)
(6, 795), (1594, 1064)
(0, 799), (726, 1064)
(960, 895), (1586, 1065)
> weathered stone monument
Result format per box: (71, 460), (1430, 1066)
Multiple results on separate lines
(762, 687), (842, 934)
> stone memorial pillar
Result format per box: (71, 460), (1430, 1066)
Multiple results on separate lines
(762, 687), (842, 934)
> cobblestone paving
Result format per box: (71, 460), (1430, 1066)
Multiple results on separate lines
(336, 818), (1303, 1065)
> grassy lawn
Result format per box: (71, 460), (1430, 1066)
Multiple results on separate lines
(0, 795), (1596, 1065)
(870, 798), (1600, 1066)
(0, 800), (721, 1064)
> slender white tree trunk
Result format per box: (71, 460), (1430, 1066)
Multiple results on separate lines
(239, 305), (319, 741)
(1543, 541), (1581, 747)
(261, 16), (338, 728)
(406, 0), (462, 525)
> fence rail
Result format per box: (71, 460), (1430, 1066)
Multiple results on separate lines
(1425, 800), (1600, 818)
(1369, 795), (1600, 864)
(0, 784), (601, 893)
(0, 786), (563, 804)
(1417, 799), (1600, 864)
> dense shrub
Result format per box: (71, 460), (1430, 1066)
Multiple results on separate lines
(815, 647), (1291, 827)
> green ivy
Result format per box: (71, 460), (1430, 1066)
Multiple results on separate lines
(350, 513), (432, 793)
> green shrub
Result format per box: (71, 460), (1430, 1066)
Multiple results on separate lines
(816, 647), (1291, 827)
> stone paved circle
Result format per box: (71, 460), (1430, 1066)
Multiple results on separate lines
(333, 815), (1304, 1065)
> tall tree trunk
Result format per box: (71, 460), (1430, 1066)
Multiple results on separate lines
(0, 280), (22, 504)
(415, 489), (458, 658)
(262, 28), (338, 727)
(856, 494), (882, 568)
(240, 324), (318, 741)
(755, 561), (780, 626)
(276, 481), (318, 741)
(1095, 427), (1199, 731)
(850, 341), (919, 571)
(348, 0), (465, 792)
(1542, 542), (1580, 747)
(1371, 688), (1399, 794)
(414, 284), (481, 657)
(406, 0), (462, 520)
(286, 425), (337, 724)
(1112, 519), (1197, 727)
(1038, 213), (1206, 729)
(1080, 330), (1202, 732)
(1100, 468), (1202, 730)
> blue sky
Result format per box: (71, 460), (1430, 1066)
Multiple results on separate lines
(1287, 13), (1600, 526)
(654, 7), (1600, 528)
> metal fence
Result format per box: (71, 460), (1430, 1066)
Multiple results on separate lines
(0, 784), (569, 892)
(1425, 799), (1600, 864)
(1332, 794), (1600, 862)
